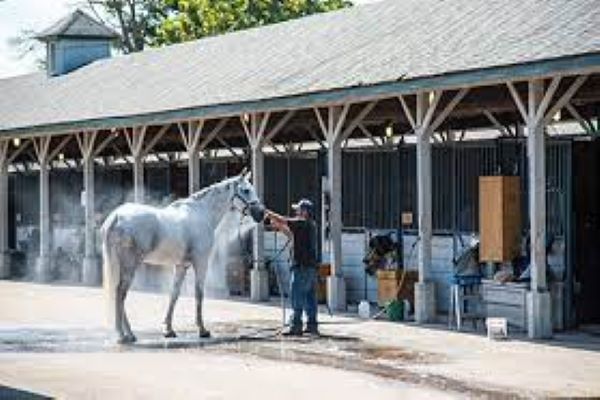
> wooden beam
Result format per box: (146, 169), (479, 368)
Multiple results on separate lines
(123, 128), (134, 153)
(189, 120), (205, 150)
(422, 90), (442, 132)
(534, 77), (561, 124)
(93, 132), (119, 157)
(313, 108), (327, 137)
(257, 112), (271, 140)
(0, 140), (7, 167)
(240, 115), (252, 145)
(358, 124), (382, 147)
(48, 136), (71, 162)
(307, 128), (326, 149)
(32, 137), (51, 162)
(142, 124), (170, 156)
(565, 102), (595, 134)
(264, 110), (296, 143)
(7, 140), (31, 164)
(507, 82), (528, 122)
(398, 95), (416, 129)
(216, 136), (241, 160)
(199, 118), (228, 151)
(332, 103), (351, 144)
(482, 109), (511, 136)
(123, 126), (148, 158)
(429, 88), (469, 133)
(340, 101), (377, 142)
(75, 131), (98, 160)
(543, 75), (588, 124)
(177, 122), (190, 149)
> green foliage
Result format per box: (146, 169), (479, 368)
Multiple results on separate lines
(153, 0), (352, 45)
(86, 0), (167, 53)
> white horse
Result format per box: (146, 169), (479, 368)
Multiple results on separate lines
(101, 173), (264, 344)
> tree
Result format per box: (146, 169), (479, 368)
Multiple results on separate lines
(9, 0), (352, 62)
(85, 0), (166, 53)
(153, 0), (352, 46)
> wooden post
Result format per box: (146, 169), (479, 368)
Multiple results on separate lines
(242, 112), (271, 302)
(414, 92), (436, 323)
(76, 131), (102, 285)
(133, 155), (144, 203)
(32, 136), (70, 282)
(507, 75), (587, 338)
(416, 92), (433, 285)
(123, 124), (168, 285)
(399, 89), (468, 323)
(314, 104), (351, 311)
(0, 139), (29, 278)
(83, 144), (97, 282)
(32, 137), (52, 282)
(189, 151), (201, 194)
(179, 119), (227, 195)
(527, 80), (547, 293)
(0, 140), (9, 278)
(124, 127), (148, 204)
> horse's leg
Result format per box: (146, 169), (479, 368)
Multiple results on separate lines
(117, 250), (138, 344)
(193, 257), (210, 338)
(120, 266), (136, 343)
(163, 264), (188, 338)
(114, 278), (126, 343)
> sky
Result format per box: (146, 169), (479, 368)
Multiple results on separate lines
(0, 0), (380, 79)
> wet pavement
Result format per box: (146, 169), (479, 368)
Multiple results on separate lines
(0, 320), (513, 399)
(1, 281), (599, 398)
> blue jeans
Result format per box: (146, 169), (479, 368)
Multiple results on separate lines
(289, 266), (318, 332)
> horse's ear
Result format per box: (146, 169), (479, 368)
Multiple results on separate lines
(239, 166), (251, 182)
(238, 166), (252, 181)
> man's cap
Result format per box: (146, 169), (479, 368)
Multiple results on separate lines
(292, 198), (314, 213)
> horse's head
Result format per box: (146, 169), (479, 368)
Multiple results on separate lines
(230, 171), (265, 223)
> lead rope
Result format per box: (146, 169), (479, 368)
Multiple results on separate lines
(237, 216), (292, 333)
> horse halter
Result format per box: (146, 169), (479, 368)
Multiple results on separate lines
(230, 183), (257, 217)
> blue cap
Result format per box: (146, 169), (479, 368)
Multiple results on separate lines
(292, 198), (314, 214)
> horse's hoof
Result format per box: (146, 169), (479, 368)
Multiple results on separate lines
(164, 330), (177, 339)
(199, 330), (211, 339)
(117, 335), (136, 345)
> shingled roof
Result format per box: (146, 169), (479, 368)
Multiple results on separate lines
(35, 9), (119, 41)
(1, 0), (599, 136)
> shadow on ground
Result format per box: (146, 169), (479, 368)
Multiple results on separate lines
(0, 385), (51, 400)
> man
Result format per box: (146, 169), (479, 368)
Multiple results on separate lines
(266, 199), (319, 336)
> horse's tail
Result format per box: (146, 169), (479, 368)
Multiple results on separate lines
(101, 211), (120, 326)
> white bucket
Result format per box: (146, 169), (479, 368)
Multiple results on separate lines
(486, 317), (508, 340)
(358, 300), (371, 319)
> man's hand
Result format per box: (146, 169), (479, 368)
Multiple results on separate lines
(265, 209), (293, 239)
(265, 209), (286, 225)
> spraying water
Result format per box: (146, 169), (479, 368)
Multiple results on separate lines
(205, 210), (256, 298)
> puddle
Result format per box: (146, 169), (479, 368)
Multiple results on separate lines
(0, 328), (110, 353)
(343, 345), (435, 363)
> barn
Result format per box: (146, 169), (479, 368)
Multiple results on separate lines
(1, 0), (600, 340)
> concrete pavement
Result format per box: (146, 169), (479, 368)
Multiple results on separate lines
(0, 281), (599, 398)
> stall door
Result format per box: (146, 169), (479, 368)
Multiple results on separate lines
(574, 140), (600, 325)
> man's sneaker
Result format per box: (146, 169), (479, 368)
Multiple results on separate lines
(303, 327), (320, 336)
(282, 328), (302, 337)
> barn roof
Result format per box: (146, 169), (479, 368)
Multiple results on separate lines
(1, 0), (599, 136)
(35, 9), (119, 41)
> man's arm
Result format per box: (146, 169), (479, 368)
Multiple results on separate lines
(265, 209), (293, 239)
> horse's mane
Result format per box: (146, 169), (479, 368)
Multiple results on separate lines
(169, 176), (237, 208)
